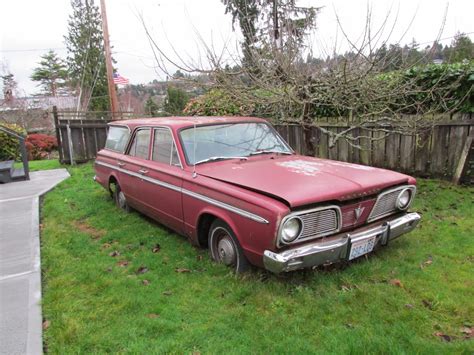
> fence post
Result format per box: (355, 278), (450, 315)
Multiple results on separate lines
(66, 122), (75, 165)
(52, 106), (64, 163)
(452, 133), (474, 184)
(19, 136), (29, 180)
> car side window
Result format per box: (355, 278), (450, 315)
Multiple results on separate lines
(105, 126), (130, 152)
(128, 128), (151, 159)
(152, 128), (180, 166)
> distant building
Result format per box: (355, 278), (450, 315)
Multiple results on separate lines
(0, 95), (78, 112)
(0, 94), (79, 133)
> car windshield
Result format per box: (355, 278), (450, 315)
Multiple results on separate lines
(180, 122), (292, 165)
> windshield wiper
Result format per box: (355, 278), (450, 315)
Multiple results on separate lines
(194, 156), (249, 165)
(249, 150), (293, 156)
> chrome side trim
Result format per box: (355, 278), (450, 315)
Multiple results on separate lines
(277, 205), (342, 247)
(367, 185), (417, 223)
(95, 160), (269, 224)
(181, 189), (269, 224)
(96, 160), (181, 192)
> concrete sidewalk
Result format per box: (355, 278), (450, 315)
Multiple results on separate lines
(0, 169), (69, 355)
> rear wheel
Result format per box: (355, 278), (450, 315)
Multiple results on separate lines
(114, 183), (130, 213)
(208, 220), (249, 273)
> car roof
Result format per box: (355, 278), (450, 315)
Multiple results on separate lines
(109, 116), (268, 131)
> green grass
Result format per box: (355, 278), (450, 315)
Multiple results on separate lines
(41, 163), (474, 354)
(14, 159), (63, 172)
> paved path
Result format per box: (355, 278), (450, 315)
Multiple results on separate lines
(0, 169), (69, 355)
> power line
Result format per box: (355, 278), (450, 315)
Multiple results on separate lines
(415, 31), (474, 46)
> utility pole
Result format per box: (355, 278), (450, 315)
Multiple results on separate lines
(100, 0), (119, 117)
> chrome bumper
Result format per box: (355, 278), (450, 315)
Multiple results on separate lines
(263, 212), (421, 274)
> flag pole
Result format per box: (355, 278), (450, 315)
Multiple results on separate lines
(100, 0), (119, 118)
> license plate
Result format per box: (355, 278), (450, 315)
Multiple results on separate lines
(349, 236), (376, 260)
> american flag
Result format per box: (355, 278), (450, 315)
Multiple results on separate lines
(113, 72), (129, 85)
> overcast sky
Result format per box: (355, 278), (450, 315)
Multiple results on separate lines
(1, 0), (472, 96)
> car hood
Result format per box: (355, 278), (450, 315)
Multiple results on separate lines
(196, 155), (411, 207)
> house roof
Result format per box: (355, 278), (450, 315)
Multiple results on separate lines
(0, 96), (78, 111)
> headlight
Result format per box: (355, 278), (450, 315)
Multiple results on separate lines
(281, 217), (302, 243)
(397, 189), (411, 210)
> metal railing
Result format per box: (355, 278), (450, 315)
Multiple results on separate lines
(0, 125), (30, 180)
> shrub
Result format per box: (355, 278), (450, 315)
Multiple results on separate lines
(0, 123), (26, 160)
(25, 134), (58, 160)
(183, 89), (254, 116)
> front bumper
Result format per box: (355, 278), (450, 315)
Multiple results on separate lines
(263, 212), (421, 274)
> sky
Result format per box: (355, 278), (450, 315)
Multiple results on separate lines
(0, 0), (472, 96)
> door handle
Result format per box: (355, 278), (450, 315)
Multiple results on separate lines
(117, 161), (125, 167)
(138, 169), (149, 175)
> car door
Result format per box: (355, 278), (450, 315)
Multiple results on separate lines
(119, 127), (151, 208)
(138, 127), (184, 233)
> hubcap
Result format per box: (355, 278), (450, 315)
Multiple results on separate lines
(118, 191), (126, 209)
(217, 236), (236, 266)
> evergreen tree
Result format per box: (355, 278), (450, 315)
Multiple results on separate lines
(144, 97), (159, 116)
(222, 0), (320, 67)
(164, 87), (189, 115)
(1, 73), (17, 100)
(31, 50), (68, 96)
(65, 0), (109, 110)
(446, 32), (474, 63)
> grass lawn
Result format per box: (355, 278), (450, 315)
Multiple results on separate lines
(40, 163), (473, 354)
(14, 159), (63, 172)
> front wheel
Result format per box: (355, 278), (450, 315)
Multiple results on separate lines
(114, 183), (130, 213)
(208, 220), (249, 273)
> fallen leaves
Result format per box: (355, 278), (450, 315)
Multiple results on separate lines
(434, 332), (453, 342)
(432, 325), (473, 342)
(152, 244), (161, 253)
(117, 260), (129, 267)
(389, 279), (403, 288)
(420, 256), (433, 269)
(460, 327), (473, 338)
(162, 290), (173, 296)
(136, 266), (149, 274)
(175, 268), (191, 273)
(42, 320), (50, 330)
(142, 279), (150, 286)
(109, 250), (120, 257)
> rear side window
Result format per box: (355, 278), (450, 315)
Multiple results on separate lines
(105, 126), (130, 152)
(152, 128), (180, 166)
(128, 129), (151, 159)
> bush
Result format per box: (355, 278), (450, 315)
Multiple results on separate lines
(25, 134), (58, 160)
(183, 89), (254, 116)
(0, 123), (26, 160)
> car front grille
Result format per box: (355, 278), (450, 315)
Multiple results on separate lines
(341, 198), (377, 229)
(368, 186), (416, 222)
(298, 208), (340, 240)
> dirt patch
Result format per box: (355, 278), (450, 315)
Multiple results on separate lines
(73, 220), (106, 240)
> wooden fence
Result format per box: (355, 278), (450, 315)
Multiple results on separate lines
(53, 107), (131, 164)
(53, 108), (473, 184)
(274, 120), (473, 182)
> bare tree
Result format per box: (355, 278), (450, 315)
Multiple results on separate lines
(139, 3), (472, 153)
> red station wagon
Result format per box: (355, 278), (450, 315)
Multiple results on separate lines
(94, 116), (421, 273)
